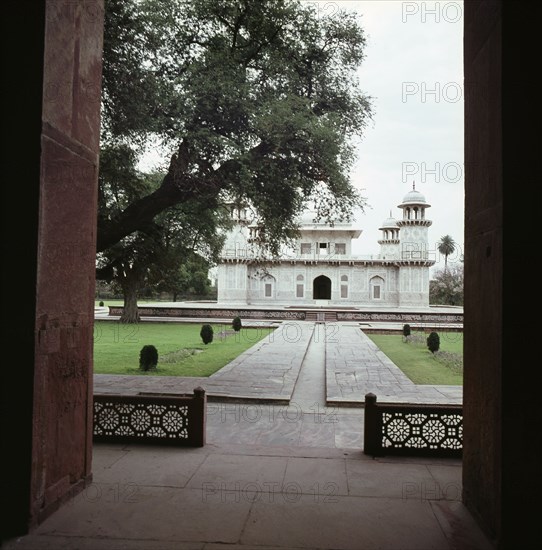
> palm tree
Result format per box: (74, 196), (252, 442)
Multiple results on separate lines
(438, 235), (456, 271)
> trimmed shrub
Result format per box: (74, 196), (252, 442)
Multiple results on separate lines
(427, 332), (440, 354)
(232, 316), (242, 332)
(402, 324), (411, 340)
(139, 345), (158, 371)
(200, 324), (214, 345)
(99, 301), (104, 307)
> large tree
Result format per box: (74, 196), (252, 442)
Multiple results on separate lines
(97, 145), (227, 322)
(98, 0), (373, 254)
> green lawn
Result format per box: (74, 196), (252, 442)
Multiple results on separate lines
(367, 332), (463, 385)
(94, 321), (273, 377)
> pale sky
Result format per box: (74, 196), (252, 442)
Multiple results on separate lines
(335, 0), (464, 268)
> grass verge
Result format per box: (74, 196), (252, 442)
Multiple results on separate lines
(94, 321), (273, 377)
(367, 331), (463, 385)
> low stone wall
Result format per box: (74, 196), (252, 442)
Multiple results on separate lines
(109, 306), (306, 320)
(108, 306), (463, 324)
(337, 311), (463, 323)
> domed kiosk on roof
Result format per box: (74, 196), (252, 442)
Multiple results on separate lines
(379, 213), (399, 230)
(397, 182), (432, 224)
(398, 182), (431, 208)
(217, 184), (435, 307)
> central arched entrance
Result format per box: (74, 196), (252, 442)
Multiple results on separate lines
(313, 275), (331, 300)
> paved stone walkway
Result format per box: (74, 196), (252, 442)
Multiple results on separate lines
(326, 325), (462, 406)
(94, 321), (461, 452)
(202, 331), (366, 450)
(95, 321), (462, 406)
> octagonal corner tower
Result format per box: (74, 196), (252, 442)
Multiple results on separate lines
(395, 183), (435, 306)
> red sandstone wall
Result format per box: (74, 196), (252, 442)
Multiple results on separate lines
(463, 0), (502, 544)
(30, 0), (104, 525)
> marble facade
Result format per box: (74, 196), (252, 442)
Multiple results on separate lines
(217, 186), (435, 307)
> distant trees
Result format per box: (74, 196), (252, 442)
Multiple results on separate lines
(157, 253), (213, 302)
(430, 263), (464, 306)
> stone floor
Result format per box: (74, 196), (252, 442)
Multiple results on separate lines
(3, 434), (492, 549)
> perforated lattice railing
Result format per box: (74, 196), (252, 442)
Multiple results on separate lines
(93, 389), (206, 446)
(364, 393), (462, 457)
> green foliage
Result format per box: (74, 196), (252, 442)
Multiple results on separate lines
(232, 316), (242, 332)
(427, 332), (440, 354)
(139, 344), (159, 371)
(430, 264), (464, 306)
(157, 253), (214, 301)
(97, 0), (373, 253)
(200, 324), (214, 345)
(99, 301), (105, 307)
(402, 324), (411, 338)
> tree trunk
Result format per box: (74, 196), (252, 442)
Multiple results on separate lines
(120, 280), (140, 323)
(173, 292), (178, 302)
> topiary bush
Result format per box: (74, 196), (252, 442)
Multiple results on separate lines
(427, 331), (440, 354)
(232, 316), (242, 332)
(402, 324), (411, 341)
(99, 300), (104, 307)
(200, 324), (214, 345)
(139, 345), (158, 371)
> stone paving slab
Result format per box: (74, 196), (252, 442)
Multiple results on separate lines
(325, 325), (462, 406)
(3, 438), (492, 550)
(94, 322), (315, 404)
(206, 402), (362, 449)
